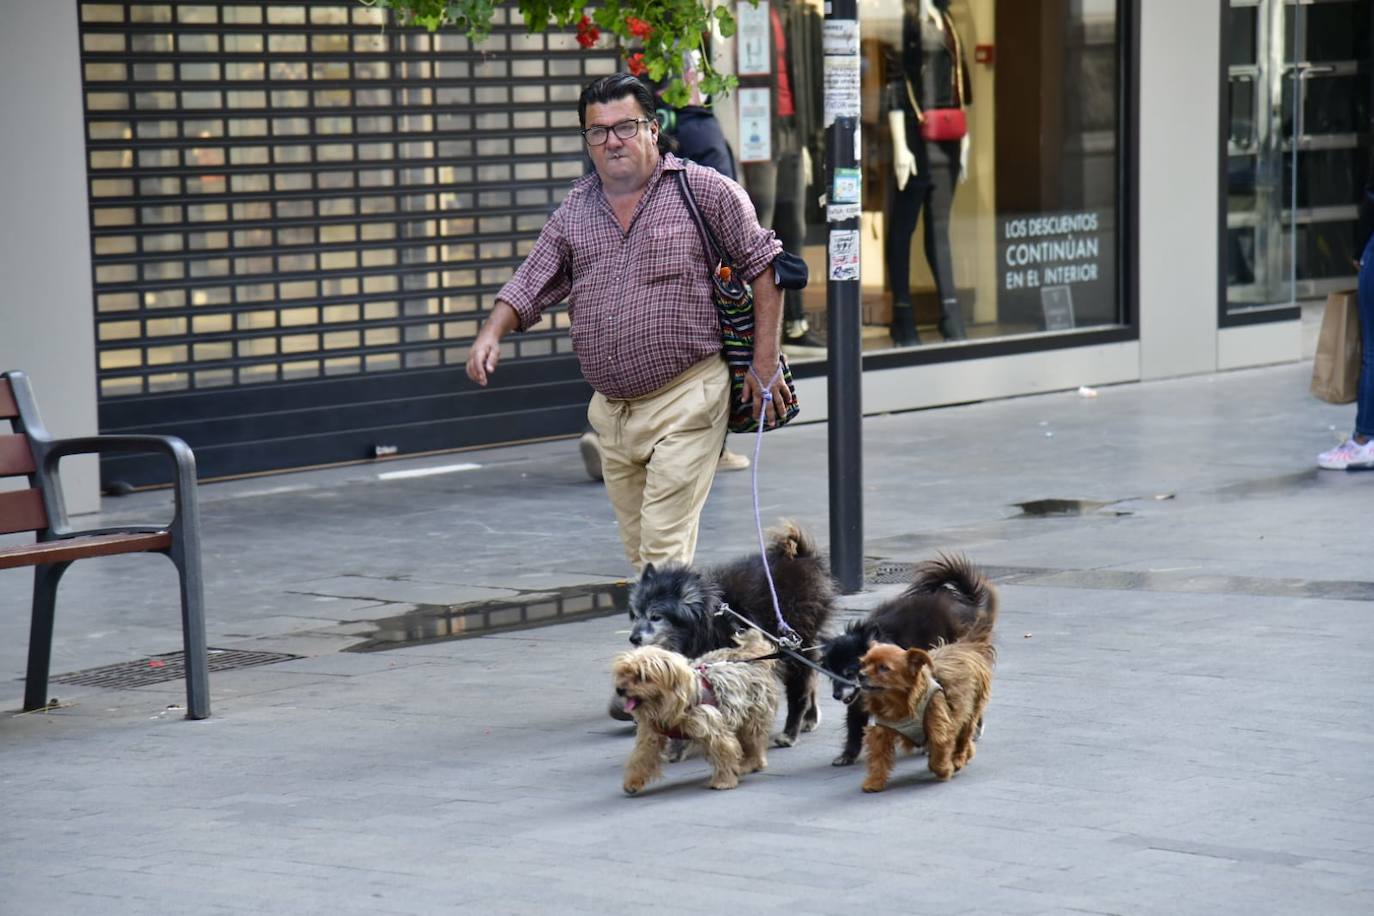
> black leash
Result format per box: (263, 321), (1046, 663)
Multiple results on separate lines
(714, 602), (861, 690)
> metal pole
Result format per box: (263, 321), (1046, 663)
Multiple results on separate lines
(822, 0), (863, 594)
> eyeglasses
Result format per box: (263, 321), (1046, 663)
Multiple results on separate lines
(581, 118), (652, 147)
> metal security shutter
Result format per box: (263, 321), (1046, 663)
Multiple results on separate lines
(77, 1), (616, 487)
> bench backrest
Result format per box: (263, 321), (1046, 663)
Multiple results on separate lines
(0, 376), (51, 535)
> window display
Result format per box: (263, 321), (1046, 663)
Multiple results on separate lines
(702, 0), (1123, 362)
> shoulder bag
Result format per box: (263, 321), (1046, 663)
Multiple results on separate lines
(673, 169), (802, 433)
(904, 12), (968, 143)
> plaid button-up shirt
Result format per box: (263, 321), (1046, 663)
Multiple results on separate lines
(497, 153), (782, 399)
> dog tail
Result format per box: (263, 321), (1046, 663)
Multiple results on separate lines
(910, 553), (1000, 645)
(765, 519), (817, 561)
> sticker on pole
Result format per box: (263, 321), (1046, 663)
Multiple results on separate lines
(828, 229), (860, 281)
(823, 56), (861, 128)
(828, 167), (861, 222)
(822, 20), (858, 56)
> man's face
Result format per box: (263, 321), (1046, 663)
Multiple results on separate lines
(583, 96), (659, 188)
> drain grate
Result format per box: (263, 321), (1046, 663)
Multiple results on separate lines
(865, 561), (1050, 587)
(51, 649), (301, 690)
(346, 582), (629, 652)
(867, 561), (918, 585)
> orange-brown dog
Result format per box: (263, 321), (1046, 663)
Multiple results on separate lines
(856, 600), (996, 792)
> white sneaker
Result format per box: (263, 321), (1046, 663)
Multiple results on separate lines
(579, 431), (604, 481)
(1317, 437), (1374, 470)
(717, 449), (751, 472)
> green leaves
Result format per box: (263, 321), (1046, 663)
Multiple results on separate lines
(361, 0), (740, 102)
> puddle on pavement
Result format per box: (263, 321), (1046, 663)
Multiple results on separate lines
(1015, 471), (1328, 520)
(1013, 498), (1133, 518)
(345, 582), (629, 652)
(1206, 469), (1322, 501)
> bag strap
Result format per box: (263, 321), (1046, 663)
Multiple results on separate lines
(673, 170), (747, 300)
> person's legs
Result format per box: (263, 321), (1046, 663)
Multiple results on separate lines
(588, 393), (649, 569)
(1318, 244), (1374, 469)
(636, 358), (730, 569)
(593, 357), (729, 571)
(1355, 238), (1374, 440)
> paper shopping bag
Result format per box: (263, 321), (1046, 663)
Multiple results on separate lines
(1310, 290), (1362, 404)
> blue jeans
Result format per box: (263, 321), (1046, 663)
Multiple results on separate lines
(1358, 235), (1374, 437)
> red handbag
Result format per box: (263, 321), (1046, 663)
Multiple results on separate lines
(919, 108), (967, 142)
(903, 12), (968, 144)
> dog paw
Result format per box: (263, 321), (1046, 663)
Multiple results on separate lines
(709, 779), (739, 790)
(623, 778), (646, 795)
(860, 779), (887, 793)
(801, 711), (821, 733)
(831, 752), (858, 767)
(772, 733), (797, 748)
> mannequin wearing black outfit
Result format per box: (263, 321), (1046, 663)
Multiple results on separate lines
(884, 0), (971, 345)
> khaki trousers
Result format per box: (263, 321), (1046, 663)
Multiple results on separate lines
(588, 355), (730, 572)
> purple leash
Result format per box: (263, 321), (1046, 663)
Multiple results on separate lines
(746, 365), (801, 649)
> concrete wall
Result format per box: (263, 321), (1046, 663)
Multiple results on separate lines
(0, 0), (100, 514)
(1135, 0), (1222, 379)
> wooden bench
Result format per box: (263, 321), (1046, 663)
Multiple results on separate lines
(1, 370), (209, 719)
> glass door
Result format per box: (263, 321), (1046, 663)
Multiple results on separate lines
(1225, 0), (1296, 316)
(1225, 0), (1373, 318)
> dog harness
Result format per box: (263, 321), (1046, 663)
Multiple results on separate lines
(873, 677), (943, 745)
(655, 666), (718, 741)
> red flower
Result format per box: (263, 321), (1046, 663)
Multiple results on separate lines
(575, 15), (600, 48)
(626, 17), (653, 40)
(626, 52), (647, 77)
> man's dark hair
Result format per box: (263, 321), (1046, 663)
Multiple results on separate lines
(578, 73), (675, 154)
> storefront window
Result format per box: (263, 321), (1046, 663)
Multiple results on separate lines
(696, 0), (1123, 361)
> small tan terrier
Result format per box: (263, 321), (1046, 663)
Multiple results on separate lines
(612, 630), (780, 794)
(857, 605), (996, 792)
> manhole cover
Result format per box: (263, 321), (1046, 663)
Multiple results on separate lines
(51, 649), (301, 689)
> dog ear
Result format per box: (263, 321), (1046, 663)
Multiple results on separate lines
(906, 647), (932, 674)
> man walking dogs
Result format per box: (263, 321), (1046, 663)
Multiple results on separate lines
(466, 73), (792, 572)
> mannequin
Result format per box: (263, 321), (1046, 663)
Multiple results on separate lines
(738, 0), (824, 351)
(884, 0), (972, 346)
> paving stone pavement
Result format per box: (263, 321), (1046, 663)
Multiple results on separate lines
(2, 362), (1372, 915)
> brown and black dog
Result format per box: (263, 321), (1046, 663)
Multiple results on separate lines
(856, 597), (997, 792)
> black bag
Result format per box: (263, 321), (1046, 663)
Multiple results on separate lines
(673, 171), (802, 433)
(772, 249), (810, 291)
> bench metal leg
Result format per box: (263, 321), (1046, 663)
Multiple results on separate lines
(24, 562), (70, 712)
(172, 543), (210, 720)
